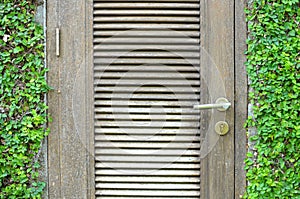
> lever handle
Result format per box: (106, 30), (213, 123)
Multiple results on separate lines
(193, 97), (231, 112)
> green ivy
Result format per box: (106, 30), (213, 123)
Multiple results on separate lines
(244, 0), (300, 198)
(0, 0), (49, 198)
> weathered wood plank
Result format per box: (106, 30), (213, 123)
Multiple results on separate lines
(94, 107), (199, 114)
(94, 79), (200, 86)
(47, 0), (95, 198)
(94, 3), (199, 9)
(95, 162), (200, 169)
(94, 44), (200, 51)
(94, 94), (199, 101)
(94, 51), (200, 58)
(95, 141), (201, 149)
(95, 182), (199, 189)
(94, 23), (199, 30)
(200, 0), (235, 198)
(95, 190), (200, 197)
(94, 86), (200, 93)
(95, 169), (200, 176)
(95, 71), (199, 79)
(95, 127), (200, 135)
(95, 134), (200, 142)
(46, 0), (61, 198)
(95, 113), (200, 120)
(94, 37), (199, 44)
(95, 176), (200, 183)
(94, 58), (199, 66)
(95, 121), (199, 128)
(94, 10), (199, 16)
(234, 0), (247, 198)
(94, 16), (199, 22)
(95, 148), (200, 156)
(85, 1), (95, 198)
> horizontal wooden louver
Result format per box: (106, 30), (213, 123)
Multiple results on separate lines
(93, 0), (201, 198)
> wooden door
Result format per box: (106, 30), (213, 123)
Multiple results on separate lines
(47, 0), (247, 198)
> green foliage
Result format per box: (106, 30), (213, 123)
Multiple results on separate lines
(244, 0), (300, 198)
(0, 0), (49, 198)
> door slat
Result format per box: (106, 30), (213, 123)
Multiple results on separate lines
(94, 0), (201, 197)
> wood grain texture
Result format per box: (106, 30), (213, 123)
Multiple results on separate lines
(46, 0), (60, 197)
(46, 0), (246, 197)
(93, 2), (201, 197)
(47, 0), (95, 198)
(234, 0), (247, 198)
(200, 0), (235, 198)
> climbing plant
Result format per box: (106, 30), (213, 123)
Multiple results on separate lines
(0, 0), (49, 198)
(1, 0), (299, 198)
(245, 0), (299, 198)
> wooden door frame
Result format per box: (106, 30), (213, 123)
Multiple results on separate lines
(46, 0), (95, 198)
(234, 0), (248, 198)
(46, 0), (247, 198)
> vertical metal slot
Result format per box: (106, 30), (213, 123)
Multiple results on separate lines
(56, 28), (60, 57)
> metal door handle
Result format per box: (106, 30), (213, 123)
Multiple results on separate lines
(193, 97), (231, 112)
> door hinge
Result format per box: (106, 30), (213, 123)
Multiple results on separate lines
(56, 28), (60, 57)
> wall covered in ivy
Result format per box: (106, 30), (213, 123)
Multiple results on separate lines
(0, 1), (49, 198)
(245, 0), (299, 198)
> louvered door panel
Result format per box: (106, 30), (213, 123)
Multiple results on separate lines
(93, 0), (201, 198)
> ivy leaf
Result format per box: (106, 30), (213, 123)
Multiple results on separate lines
(13, 46), (24, 54)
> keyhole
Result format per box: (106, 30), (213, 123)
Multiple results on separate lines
(219, 123), (225, 133)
